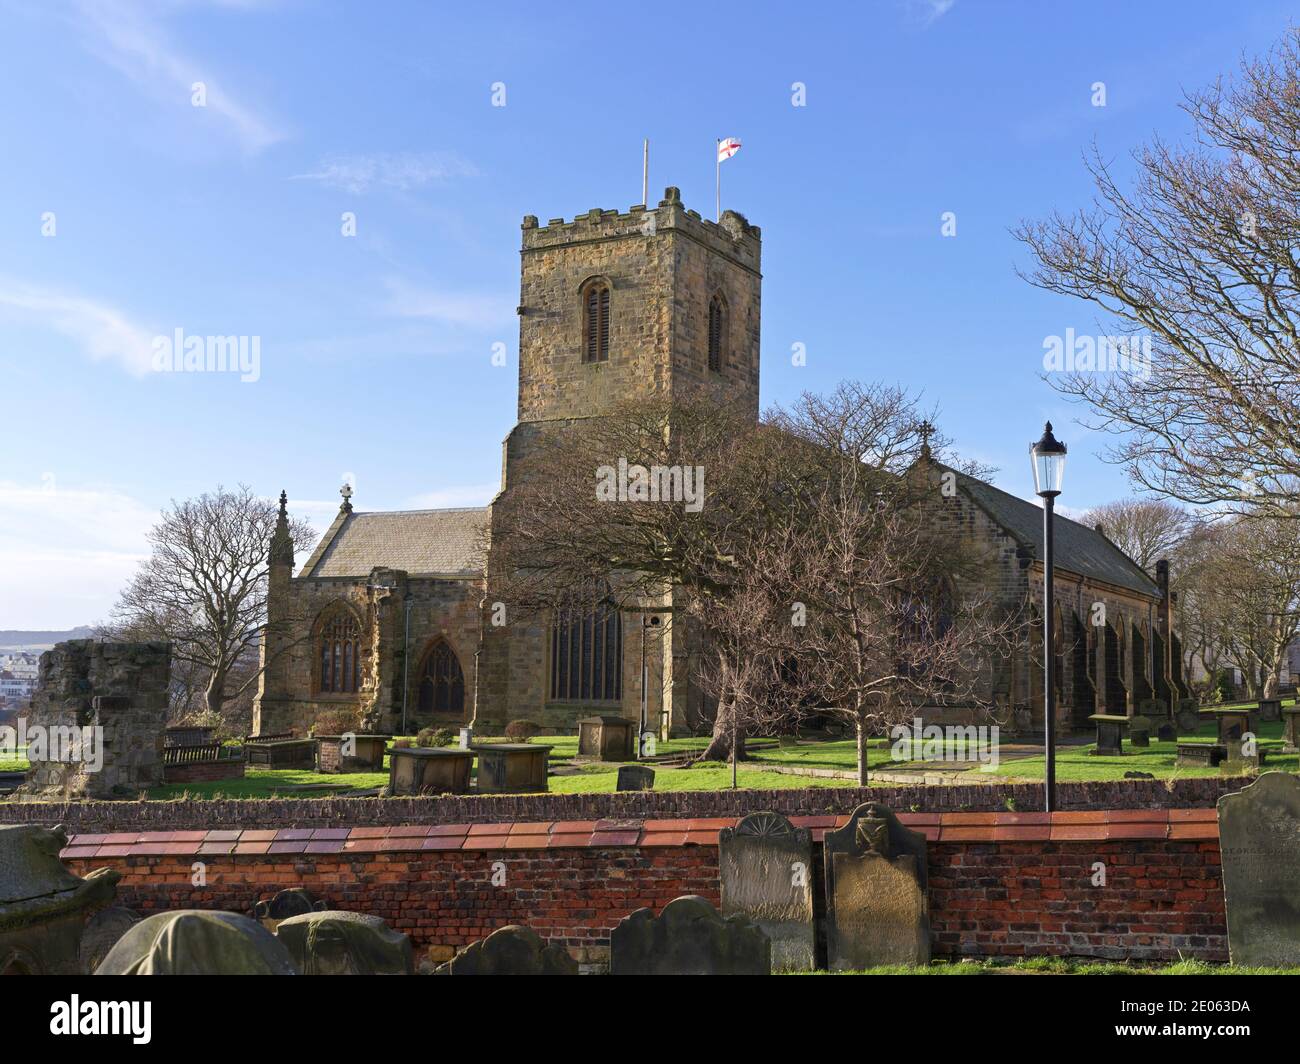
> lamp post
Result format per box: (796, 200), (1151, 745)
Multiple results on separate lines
(1030, 421), (1067, 813)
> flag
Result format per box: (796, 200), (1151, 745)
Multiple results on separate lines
(717, 138), (741, 162)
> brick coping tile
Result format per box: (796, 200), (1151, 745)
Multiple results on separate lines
(61, 808), (1220, 859)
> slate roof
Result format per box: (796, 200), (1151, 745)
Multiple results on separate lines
(949, 467), (1160, 599)
(300, 507), (488, 579)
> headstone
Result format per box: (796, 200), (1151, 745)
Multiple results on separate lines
(1282, 707), (1300, 754)
(1259, 698), (1282, 723)
(1156, 721), (1177, 743)
(616, 764), (655, 791)
(1128, 715), (1152, 748)
(0, 824), (121, 975)
(458, 727), (473, 750)
(79, 906), (141, 975)
(719, 812), (815, 971)
(823, 802), (929, 970)
(95, 910), (299, 975)
(610, 895), (770, 975)
(253, 888), (326, 930)
(1217, 772), (1300, 966)
(1176, 698), (1201, 734)
(275, 910), (413, 975)
(434, 924), (576, 975)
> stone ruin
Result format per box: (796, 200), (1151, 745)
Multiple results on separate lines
(18, 639), (171, 800)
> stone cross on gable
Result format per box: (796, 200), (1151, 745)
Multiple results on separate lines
(340, 483), (354, 512)
(918, 420), (935, 459)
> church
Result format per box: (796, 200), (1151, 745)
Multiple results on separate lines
(252, 187), (1186, 741)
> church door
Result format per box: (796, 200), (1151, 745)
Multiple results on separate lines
(417, 640), (465, 718)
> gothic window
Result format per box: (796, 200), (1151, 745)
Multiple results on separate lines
(582, 279), (611, 363)
(707, 294), (726, 373)
(317, 607), (362, 694)
(416, 639), (465, 716)
(550, 596), (622, 702)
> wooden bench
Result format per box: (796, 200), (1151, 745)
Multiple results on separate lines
(161, 741), (234, 765)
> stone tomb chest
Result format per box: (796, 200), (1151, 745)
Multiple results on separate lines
(315, 734), (391, 774)
(472, 744), (552, 793)
(577, 715), (636, 761)
(388, 747), (474, 795)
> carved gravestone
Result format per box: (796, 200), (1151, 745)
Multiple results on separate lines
(0, 824), (121, 975)
(1217, 772), (1300, 966)
(79, 906), (141, 975)
(610, 895), (770, 975)
(1156, 721), (1177, 743)
(719, 812), (814, 971)
(824, 802), (929, 970)
(253, 887), (326, 929)
(616, 764), (655, 791)
(1176, 698), (1201, 734)
(275, 910), (413, 975)
(434, 924), (577, 975)
(1128, 715), (1152, 748)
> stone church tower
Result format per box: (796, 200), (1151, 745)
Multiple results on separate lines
(476, 187), (763, 737)
(254, 188), (762, 739)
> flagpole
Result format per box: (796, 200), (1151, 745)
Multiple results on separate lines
(716, 138), (721, 221)
(642, 138), (649, 206)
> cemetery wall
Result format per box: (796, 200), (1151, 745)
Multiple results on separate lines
(57, 808), (1228, 964)
(0, 776), (1240, 836)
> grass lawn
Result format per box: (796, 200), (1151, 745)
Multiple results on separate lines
(814, 957), (1300, 975)
(990, 719), (1297, 782)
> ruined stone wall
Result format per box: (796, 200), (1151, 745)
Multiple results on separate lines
(21, 640), (170, 800)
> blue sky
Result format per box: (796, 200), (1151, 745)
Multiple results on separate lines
(0, 0), (1292, 627)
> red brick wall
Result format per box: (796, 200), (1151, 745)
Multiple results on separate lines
(61, 809), (1228, 964)
(161, 760), (245, 785)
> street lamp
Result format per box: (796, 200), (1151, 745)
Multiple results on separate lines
(1030, 421), (1067, 813)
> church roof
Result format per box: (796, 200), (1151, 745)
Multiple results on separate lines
(948, 467), (1160, 598)
(300, 507), (488, 579)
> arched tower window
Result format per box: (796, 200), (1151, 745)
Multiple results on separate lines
(416, 639), (465, 717)
(582, 279), (611, 363)
(317, 606), (362, 694)
(550, 594), (622, 702)
(707, 293), (726, 373)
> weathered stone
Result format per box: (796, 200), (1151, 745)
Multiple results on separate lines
(1259, 698), (1282, 723)
(388, 746), (473, 795)
(1282, 707), (1300, 754)
(616, 764), (655, 791)
(824, 802), (929, 970)
(473, 743), (551, 793)
(610, 895), (770, 975)
(577, 715), (636, 761)
(79, 906), (141, 975)
(0, 824), (120, 975)
(95, 911), (299, 975)
(435, 924), (576, 975)
(253, 887), (325, 927)
(1128, 714), (1152, 748)
(1088, 714), (1128, 756)
(719, 811), (815, 971)
(1217, 772), (1300, 966)
(275, 910), (412, 975)
(1156, 721), (1177, 743)
(1176, 742), (1226, 768)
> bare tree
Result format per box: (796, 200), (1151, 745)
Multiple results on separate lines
(110, 485), (315, 720)
(1079, 498), (1192, 572)
(1015, 30), (1300, 515)
(1176, 509), (1300, 698)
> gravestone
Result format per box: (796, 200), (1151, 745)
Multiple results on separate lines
(1282, 707), (1300, 754)
(79, 907), (141, 975)
(0, 824), (121, 975)
(1259, 698), (1282, 723)
(1176, 698), (1202, 734)
(616, 764), (655, 791)
(275, 910), (413, 975)
(719, 812), (814, 971)
(1217, 772), (1300, 966)
(1156, 721), (1177, 743)
(824, 802), (929, 970)
(434, 924), (577, 975)
(95, 910), (298, 975)
(1128, 715), (1152, 748)
(253, 888), (326, 931)
(610, 895), (770, 975)
(1088, 714), (1128, 756)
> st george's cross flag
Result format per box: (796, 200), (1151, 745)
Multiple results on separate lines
(717, 137), (742, 161)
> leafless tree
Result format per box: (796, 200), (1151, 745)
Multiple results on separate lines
(1015, 30), (1300, 515)
(109, 485), (315, 721)
(1079, 498), (1193, 572)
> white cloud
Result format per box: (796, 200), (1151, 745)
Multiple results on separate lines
(70, 0), (283, 154)
(0, 280), (156, 376)
(0, 480), (157, 628)
(407, 484), (497, 509)
(291, 152), (478, 195)
(381, 278), (514, 330)
(906, 0), (956, 26)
